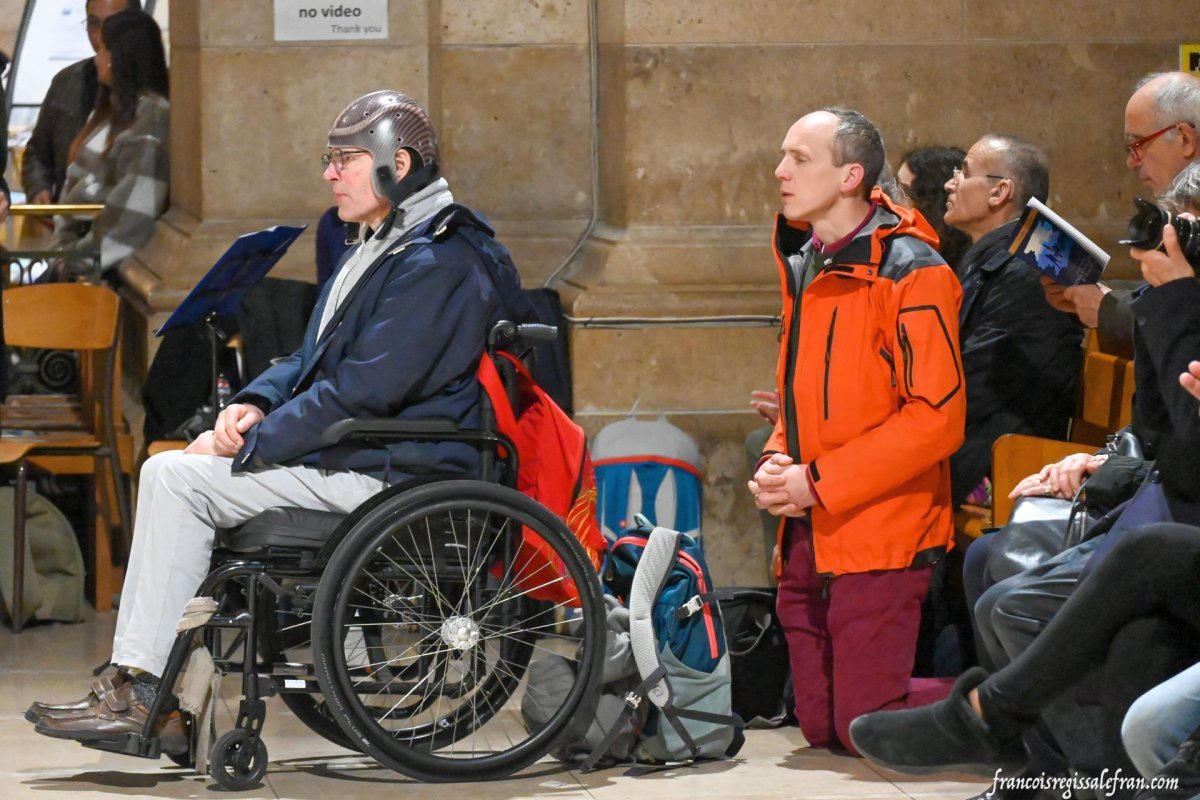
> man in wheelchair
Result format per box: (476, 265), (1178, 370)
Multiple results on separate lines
(26, 90), (538, 750)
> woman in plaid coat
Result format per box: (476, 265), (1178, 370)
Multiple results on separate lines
(51, 9), (168, 280)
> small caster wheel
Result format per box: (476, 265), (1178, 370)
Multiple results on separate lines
(164, 748), (194, 769)
(209, 729), (268, 790)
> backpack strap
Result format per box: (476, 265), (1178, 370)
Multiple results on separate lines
(675, 590), (736, 620)
(476, 354), (518, 440)
(579, 667), (666, 773)
(628, 526), (682, 710)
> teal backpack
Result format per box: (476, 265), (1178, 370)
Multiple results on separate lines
(521, 518), (743, 770)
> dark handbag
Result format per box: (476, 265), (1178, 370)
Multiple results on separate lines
(1077, 474), (1173, 583)
(1083, 455), (1152, 516)
(720, 587), (791, 726)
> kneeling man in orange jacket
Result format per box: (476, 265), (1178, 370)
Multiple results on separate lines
(749, 106), (967, 755)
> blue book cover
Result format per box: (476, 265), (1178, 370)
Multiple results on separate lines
(157, 225), (306, 335)
(1005, 198), (1109, 286)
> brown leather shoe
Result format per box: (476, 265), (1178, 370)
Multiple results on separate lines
(25, 673), (129, 724)
(34, 684), (186, 753)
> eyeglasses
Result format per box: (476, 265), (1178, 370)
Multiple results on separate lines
(320, 148), (370, 173)
(952, 167), (1008, 183)
(1126, 122), (1196, 162)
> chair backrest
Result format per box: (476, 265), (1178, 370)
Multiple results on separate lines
(3, 283), (122, 438)
(1068, 343), (1134, 447)
(4, 284), (120, 351)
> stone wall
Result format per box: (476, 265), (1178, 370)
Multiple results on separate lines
(112, 1), (1200, 586)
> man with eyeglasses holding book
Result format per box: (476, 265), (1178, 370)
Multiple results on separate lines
(940, 135), (1082, 513)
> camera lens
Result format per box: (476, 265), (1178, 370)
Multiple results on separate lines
(1120, 196), (1168, 250)
(1176, 214), (1200, 263)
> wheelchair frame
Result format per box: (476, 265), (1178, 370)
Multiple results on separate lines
(81, 322), (606, 789)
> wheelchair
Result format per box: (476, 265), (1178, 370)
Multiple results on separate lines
(86, 321), (606, 789)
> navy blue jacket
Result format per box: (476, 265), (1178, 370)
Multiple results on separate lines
(231, 204), (529, 481)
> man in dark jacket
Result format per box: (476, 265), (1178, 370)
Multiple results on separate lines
(20, 0), (139, 206)
(943, 134), (1082, 507)
(28, 90), (532, 744)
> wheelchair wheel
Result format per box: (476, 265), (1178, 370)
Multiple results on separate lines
(258, 589), (359, 753)
(312, 481), (604, 782)
(210, 729), (268, 790)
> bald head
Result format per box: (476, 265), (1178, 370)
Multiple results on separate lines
(977, 134), (1049, 209)
(1125, 72), (1200, 193)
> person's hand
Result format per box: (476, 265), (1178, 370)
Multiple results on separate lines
(1132, 215), (1198, 287)
(183, 430), (217, 455)
(211, 403), (264, 457)
(1008, 452), (1108, 500)
(748, 452), (816, 516)
(1181, 360), (1200, 408)
(750, 389), (781, 425)
(30, 190), (55, 229)
(1044, 280), (1110, 329)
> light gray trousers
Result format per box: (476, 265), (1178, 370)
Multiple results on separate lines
(111, 451), (384, 675)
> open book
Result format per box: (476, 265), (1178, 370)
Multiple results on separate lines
(1005, 198), (1110, 286)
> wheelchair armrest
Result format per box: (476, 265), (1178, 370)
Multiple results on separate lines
(321, 418), (461, 446)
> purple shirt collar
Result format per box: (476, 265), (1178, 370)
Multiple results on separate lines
(812, 201), (879, 254)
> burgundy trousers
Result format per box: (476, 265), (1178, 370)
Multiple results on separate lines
(775, 518), (952, 753)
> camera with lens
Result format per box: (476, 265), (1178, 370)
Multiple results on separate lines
(1121, 196), (1200, 271)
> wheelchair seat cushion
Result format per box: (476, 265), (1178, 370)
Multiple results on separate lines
(217, 507), (347, 552)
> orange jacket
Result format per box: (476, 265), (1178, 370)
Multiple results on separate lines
(765, 189), (966, 576)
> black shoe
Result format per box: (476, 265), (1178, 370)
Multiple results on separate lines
(848, 667), (1027, 777)
(1134, 735), (1200, 800)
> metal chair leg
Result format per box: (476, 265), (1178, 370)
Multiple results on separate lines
(12, 461), (28, 633)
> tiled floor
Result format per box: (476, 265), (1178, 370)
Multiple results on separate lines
(0, 613), (988, 800)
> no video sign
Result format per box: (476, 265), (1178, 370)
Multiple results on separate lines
(274, 0), (388, 41)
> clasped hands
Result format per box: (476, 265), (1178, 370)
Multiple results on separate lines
(183, 403), (264, 457)
(748, 453), (816, 517)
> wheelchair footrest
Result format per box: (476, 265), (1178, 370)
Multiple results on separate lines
(80, 730), (189, 760)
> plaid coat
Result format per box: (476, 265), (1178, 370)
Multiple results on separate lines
(52, 92), (169, 274)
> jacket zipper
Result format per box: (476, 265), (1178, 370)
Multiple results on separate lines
(879, 348), (896, 387)
(822, 308), (838, 420)
(899, 322), (914, 393)
(783, 275), (803, 461)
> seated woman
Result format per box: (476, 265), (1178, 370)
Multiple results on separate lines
(49, 9), (168, 282)
(897, 146), (972, 276)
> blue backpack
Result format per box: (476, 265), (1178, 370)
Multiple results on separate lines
(585, 520), (743, 768)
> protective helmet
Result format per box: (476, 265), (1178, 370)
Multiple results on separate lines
(327, 90), (439, 205)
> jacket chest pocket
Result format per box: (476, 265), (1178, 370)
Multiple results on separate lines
(896, 306), (962, 409)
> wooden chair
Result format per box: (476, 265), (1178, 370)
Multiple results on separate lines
(2, 204), (104, 281)
(0, 284), (132, 631)
(990, 336), (1135, 527)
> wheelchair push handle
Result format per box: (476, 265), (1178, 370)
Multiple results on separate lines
(486, 320), (558, 355)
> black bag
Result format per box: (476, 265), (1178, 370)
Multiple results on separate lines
(721, 587), (791, 726)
